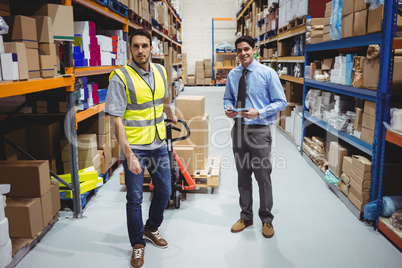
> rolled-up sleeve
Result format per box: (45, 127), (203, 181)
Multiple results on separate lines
(105, 74), (127, 117)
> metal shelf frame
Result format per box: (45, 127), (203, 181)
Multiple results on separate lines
(302, 1), (399, 230)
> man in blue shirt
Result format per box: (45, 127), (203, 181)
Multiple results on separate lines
(223, 35), (287, 238)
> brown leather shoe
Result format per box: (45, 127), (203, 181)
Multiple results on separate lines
(130, 244), (144, 268)
(231, 219), (253, 233)
(262, 222), (274, 238)
(144, 228), (168, 248)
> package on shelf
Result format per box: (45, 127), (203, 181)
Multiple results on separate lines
(306, 18), (324, 44)
(0, 53), (18, 81)
(39, 43), (58, 76)
(74, 21), (100, 67)
(349, 155), (371, 210)
(34, 3), (74, 41)
(33, 16), (54, 44)
(390, 108), (402, 132)
(0, 185), (11, 265)
(328, 141), (349, 178)
(3, 15), (38, 49)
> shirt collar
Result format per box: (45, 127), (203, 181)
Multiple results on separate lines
(129, 59), (152, 76)
(241, 59), (258, 73)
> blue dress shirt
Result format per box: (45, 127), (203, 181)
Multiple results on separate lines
(223, 59), (287, 125)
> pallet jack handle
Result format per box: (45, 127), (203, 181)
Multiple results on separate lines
(165, 119), (191, 143)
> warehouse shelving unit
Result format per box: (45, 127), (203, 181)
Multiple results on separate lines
(302, 0), (399, 225)
(212, 18), (236, 86)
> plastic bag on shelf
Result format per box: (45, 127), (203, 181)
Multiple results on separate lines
(216, 42), (236, 53)
(324, 170), (340, 186)
(391, 210), (402, 230)
(367, 45), (380, 59)
(330, 0), (342, 40)
(0, 17), (9, 35)
(381, 196), (402, 217)
(364, 199), (380, 221)
(390, 108), (402, 132)
(365, 0), (384, 10)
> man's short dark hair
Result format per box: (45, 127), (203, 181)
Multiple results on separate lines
(129, 28), (152, 46)
(235, 36), (255, 49)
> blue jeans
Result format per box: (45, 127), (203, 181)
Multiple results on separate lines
(122, 146), (172, 247)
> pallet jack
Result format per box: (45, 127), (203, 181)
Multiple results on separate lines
(149, 119), (196, 208)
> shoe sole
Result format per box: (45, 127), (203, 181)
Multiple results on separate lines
(130, 264), (143, 268)
(231, 223), (253, 233)
(144, 235), (169, 249)
(263, 232), (274, 238)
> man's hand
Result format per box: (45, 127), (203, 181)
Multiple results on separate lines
(225, 106), (238, 118)
(127, 152), (142, 175)
(168, 114), (178, 124)
(238, 108), (259, 119)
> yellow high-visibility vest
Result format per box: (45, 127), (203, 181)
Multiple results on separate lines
(109, 63), (168, 145)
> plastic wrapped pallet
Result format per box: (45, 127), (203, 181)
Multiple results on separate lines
(330, 0), (342, 40)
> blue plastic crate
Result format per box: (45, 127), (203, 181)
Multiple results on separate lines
(108, 0), (128, 18)
(95, 0), (108, 6)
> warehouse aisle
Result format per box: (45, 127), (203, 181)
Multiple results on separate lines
(15, 87), (402, 268)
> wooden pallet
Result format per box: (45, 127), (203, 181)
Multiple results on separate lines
(120, 157), (222, 189)
(279, 16), (306, 34)
(193, 157), (221, 188)
(278, 24), (290, 34)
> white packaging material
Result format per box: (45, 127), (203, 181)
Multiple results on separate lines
(101, 51), (112, 66)
(96, 35), (112, 52)
(0, 35), (4, 54)
(0, 239), (11, 268)
(332, 68), (340, 77)
(295, 0), (308, 18)
(0, 53), (19, 81)
(390, 108), (402, 132)
(285, 116), (294, 136)
(278, 6), (286, 28)
(339, 76), (346, 85)
(0, 185), (10, 196)
(0, 218), (9, 246)
(294, 113), (303, 147)
(0, 196), (5, 222)
(353, 130), (362, 139)
(98, 29), (124, 40)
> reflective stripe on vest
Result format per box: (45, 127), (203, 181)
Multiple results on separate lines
(109, 63), (167, 145)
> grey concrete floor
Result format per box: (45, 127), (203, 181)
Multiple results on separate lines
(15, 86), (402, 268)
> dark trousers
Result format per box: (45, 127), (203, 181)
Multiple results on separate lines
(122, 146), (171, 247)
(231, 123), (274, 224)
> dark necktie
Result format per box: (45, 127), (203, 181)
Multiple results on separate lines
(235, 69), (248, 125)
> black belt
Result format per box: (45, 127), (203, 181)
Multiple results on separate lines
(234, 123), (269, 128)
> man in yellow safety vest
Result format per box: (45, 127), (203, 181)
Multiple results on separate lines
(105, 28), (177, 268)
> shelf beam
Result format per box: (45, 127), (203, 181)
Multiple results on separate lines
(75, 66), (122, 77)
(0, 76), (74, 98)
(305, 33), (382, 52)
(76, 103), (105, 123)
(279, 75), (304, 84)
(305, 112), (373, 155)
(278, 26), (305, 41)
(304, 78), (378, 101)
(386, 130), (402, 147)
(72, 0), (126, 24)
(236, 0), (255, 21)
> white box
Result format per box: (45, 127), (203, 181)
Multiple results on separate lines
(294, 113), (303, 146)
(0, 239), (12, 268)
(279, 6), (286, 28)
(0, 36), (4, 54)
(0, 218), (9, 246)
(0, 53), (19, 81)
(101, 51), (112, 66)
(97, 35), (113, 52)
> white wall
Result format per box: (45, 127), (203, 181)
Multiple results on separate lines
(182, 0), (237, 75)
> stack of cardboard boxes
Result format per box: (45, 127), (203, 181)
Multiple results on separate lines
(61, 134), (101, 176)
(128, 0), (151, 22)
(306, 18), (324, 45)
(195, 61), (204, 86)
(204, 59), (212, 85)
(74, 21), (101, 67)
(0, 184), (11, 268)
(328, 141), (349, 179)
(349, 155), (371, 211)
(323, 1), (332, 42)
(361, 100), (376, 145)
(0, 161), (60, 244)
(182, 53), (188, 84)
(174, 96), (209, 172)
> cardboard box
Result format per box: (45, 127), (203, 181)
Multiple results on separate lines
(175, 96), (205, 120)
(39, 55), (55, 77)
(325, 9), (332, 18)
(49, 181), (60, 217)
(362, 58), (379, 90)
(79, 114), (110, 135)
(364, 101), (376, 116)
(353, 9), (368, 36)
(3, 15), (38, 49)
(362, 113), (375, 130)
(352, 155), (372, 173)
(342, 13), (354, 38)
(348, 191), (367, 211)
(285, 82), (303, 102)
(28, 121), (60, 158)
(3, 42), (29, 80)
(196, 78), (204, 85)
(0, 160), (50, 197)
(350, 170), (371, 189)
(392, 56), (402, 90)
(0, 53), (18, 80)
(342, 0), (354, 16)
(328, 142), (349, 178)
(354, 107), (363, 131)
(26, 48), (41, 79)
(33, 16), (54, 44)
(340, 172), (351, 185)
(367, 5), (383, 34)
(350, 178), (370, 197)
(326, 1), (332, 11)
(309, 18), (324, 26)
(40, 189), (53, 226)
(354, 0), (368, 12)
(278, 42), (293, 57)
(337, 181), (349, 196)
(323, 33), (331, 42)
(187, 76), (195, 85)
(5, 197), (43, 238)
(174, 146), (195, 175)
(324, 16), (331, 25)
(342, 156), (353, 179)
(39, 43), (57, 75)
(349, 186), (370, 203)
(361, 127), (374, 145)
(34, 4), (74, 41)
(323, 25), (330, 34)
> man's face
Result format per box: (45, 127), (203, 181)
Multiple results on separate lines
(130, 35), (152, 67)
(236, 41), (256, 67)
